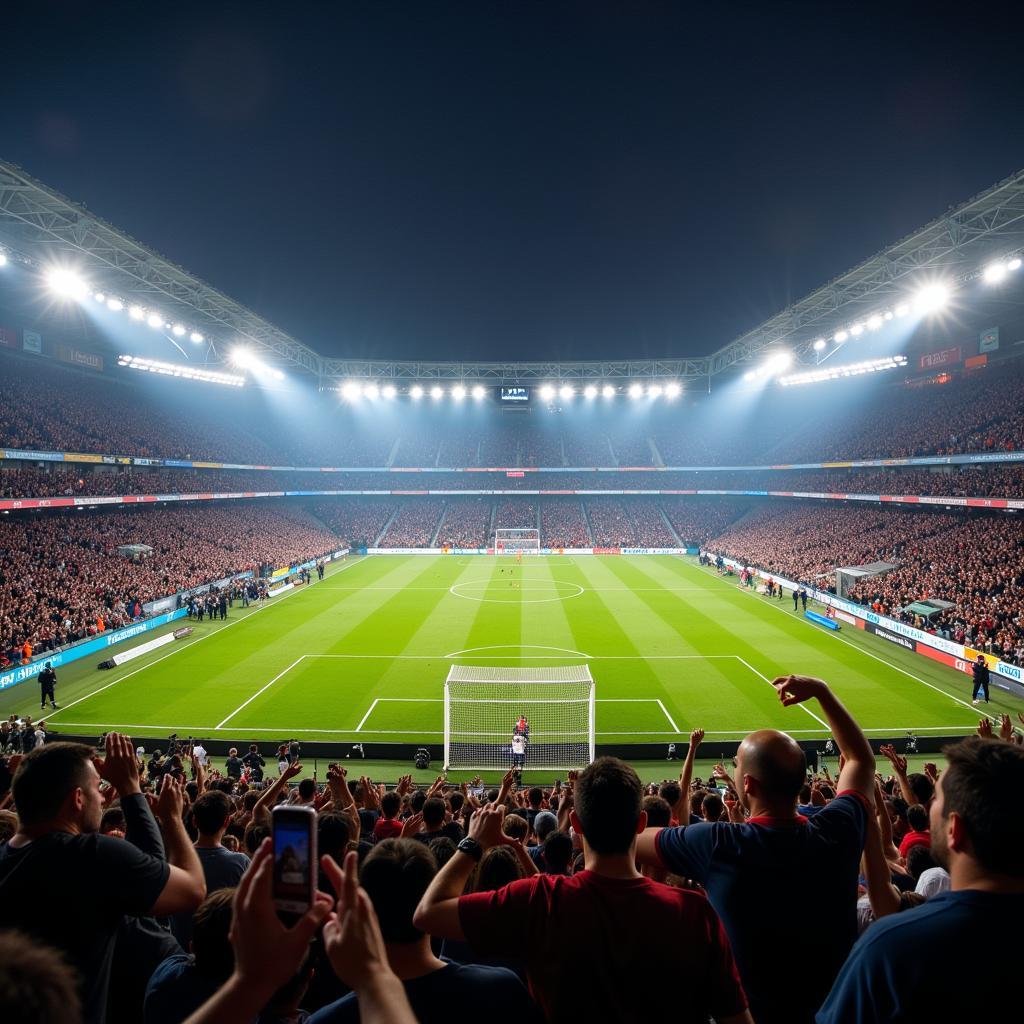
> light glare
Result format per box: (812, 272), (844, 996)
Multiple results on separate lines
(834, 330), (849, 343)
(913, 282), (950, 313)
(583, 385), (598, 399)
(431, 386), (444, 399)
(410, 385), (424, 399)
(602, 385), (615, 398)
(472, 385), (486, 399)
(452, 385), (466, 400)
(665, 382), (681, 398)
(539, 384), (555, 400)
(147, 312), (163, 328)
(46, 267), (87, 300)
(559, 385), (574, 400)
(189, 331), (204, 343)
(628, 383), (644, 398)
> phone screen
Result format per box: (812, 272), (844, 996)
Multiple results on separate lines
(272, 807), (316, 916)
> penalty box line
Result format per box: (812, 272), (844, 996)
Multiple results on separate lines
(356, 697), (679, 734)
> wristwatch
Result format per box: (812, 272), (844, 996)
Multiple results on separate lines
(456, 837), (483, 861)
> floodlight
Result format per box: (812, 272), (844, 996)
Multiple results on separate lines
(129, 305), (145, 320)
(189, 331), (204, 343)
(813, 339), (826, 352)
(894, 302), (910, 317)
(583, 384), (598, 399)
(272, 369), (285, 381)
(382, 384), (397, 399)
(983, 262), (1007, 284)
(452, 385), (466, 400)
(410, 385), (424, 399)
(834, 330), (849, 343)
(913, 282), (949, 313)
(648, 384), (663, 398)
(0, 252), (7, 267)
(430, 385), (444, 399)
(883, 311), (893, 320)
(341, 382), (360, 400)
(472, 385), (486, 400)
(45, 267), (87, 300)
(867, 314), (883, 330)
(602, 384), (615, 398)
(94, 292), (106, 303)
(106, 298), (123, 312)
(231, 347), (254, 369)
(628, 383), (644, 398)
(172, 323), (186, 336)
(665, 382), (682, 398)
(849, 323), (864, 336)
(539, 384), (555, 400)
(1009, 258), (1022, 271)
(364, 383), (380, 399)
(559, 385), (574, 400)
(147, 312), (163, 328)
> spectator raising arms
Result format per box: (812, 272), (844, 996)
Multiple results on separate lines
(0, 734), (207, 1024)
(818, 736), (1024, 1023)
(636, 675), (875, 1024)
(414, 756), (752, 1024)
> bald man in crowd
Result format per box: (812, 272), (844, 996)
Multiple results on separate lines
(637, 676), (874, 1024)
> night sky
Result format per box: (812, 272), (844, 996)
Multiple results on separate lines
(3, 2), (1023, 363)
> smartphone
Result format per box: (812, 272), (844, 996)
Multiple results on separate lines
(272, 805), (317, 920)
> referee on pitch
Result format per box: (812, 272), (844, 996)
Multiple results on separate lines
(38, 662), (58, 710)
(971, 655), (990, 705)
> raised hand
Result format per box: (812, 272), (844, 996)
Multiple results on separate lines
(95, 731), (142, 797)
(282, 760), (303, 782)
(230, 840), (332, 995)
(977, 718), (994, 740)
(400, 812), (424, 838)
(689, 728), (705, 749)
(999, 715), (1013, 742)
(879, 744), (908, 775)
(153, 771), (185, 826)
(467, 803), (508, 850)
(772, 674), (827, 707)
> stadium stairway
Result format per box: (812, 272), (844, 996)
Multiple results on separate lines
(375, 506), (400, 546)
(579, 499), (596, 544)
(430, 502), (448, 547)
(658, 504), (685, 546)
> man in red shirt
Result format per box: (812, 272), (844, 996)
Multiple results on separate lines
(414, 757), (751, 1024)
(897, 803), (931, 860)
(373, 791), (404, 841)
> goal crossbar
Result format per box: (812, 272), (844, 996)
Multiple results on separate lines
(444, 664), (595, 771)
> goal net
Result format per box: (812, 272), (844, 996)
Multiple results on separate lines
(493, 528), (541, 555)
(444, 664), (595, 772)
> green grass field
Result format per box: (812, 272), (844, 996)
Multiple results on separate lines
(2, 554), (1018, 781)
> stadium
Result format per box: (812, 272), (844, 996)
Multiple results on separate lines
(1, 8), (1023, 1024)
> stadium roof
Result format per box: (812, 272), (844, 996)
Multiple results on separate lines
(2, 157), (1023, 385)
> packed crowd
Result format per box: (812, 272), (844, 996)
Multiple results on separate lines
(436, 499), (492, 549)
(540, 500), (590, 549)
(1, 681), (1021, 1023)
(6, 463), (1024, 504)
(312, 501), (397, 549)
(379, 501), (446, 548)
(586, 498), (638, 547)
(708, 504), (1024, 665)
(0, 505), (340, 659)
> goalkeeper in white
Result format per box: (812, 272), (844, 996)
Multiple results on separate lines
(510, 732), (527, 769)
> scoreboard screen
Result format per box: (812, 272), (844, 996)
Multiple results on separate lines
(501, 387), (529, 402)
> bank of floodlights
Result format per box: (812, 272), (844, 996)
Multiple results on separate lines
(230, 347), (285, 381)
(779, 355), (907, 387)
(743, 351), (792, 383)
(117, 355), (244, 387)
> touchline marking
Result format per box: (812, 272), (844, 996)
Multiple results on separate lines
(216, 657), (306, 729)
(693, 563), (996, 725)
(355, 699), (379, 732)
(40, 555), (367, 724)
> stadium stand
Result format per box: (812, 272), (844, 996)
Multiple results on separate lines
(0, 505), (339, 660)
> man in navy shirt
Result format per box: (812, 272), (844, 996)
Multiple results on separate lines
(637, 675), (875, 1024)
(818, 736), (1024, 1023)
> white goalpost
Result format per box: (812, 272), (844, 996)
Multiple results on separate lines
(443, 664), (595, 772)
(493, 528), (541, 555)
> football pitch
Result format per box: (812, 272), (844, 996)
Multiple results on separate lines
(4, 554), (1017, 773)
